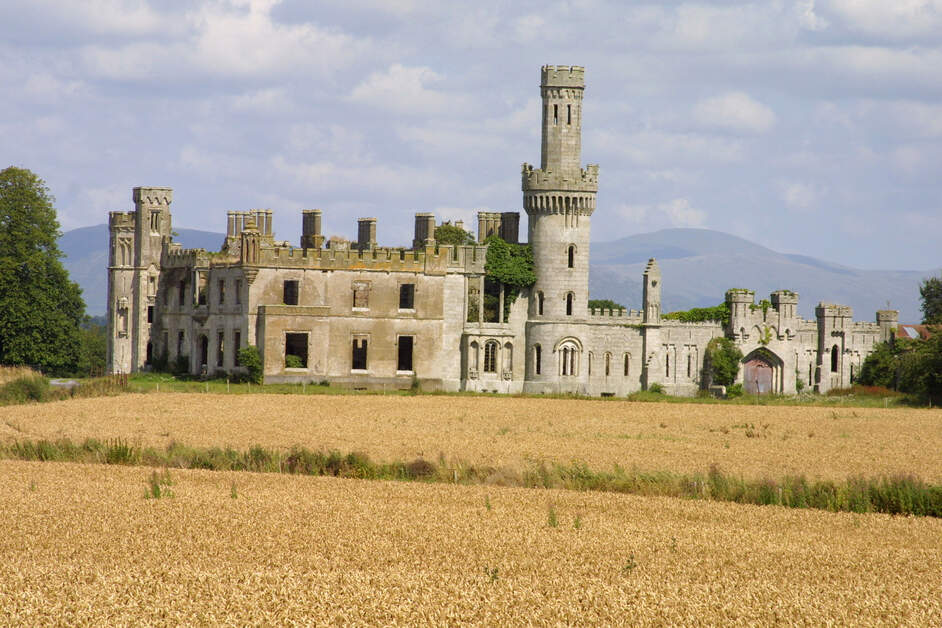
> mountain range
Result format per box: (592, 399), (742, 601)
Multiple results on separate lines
(61, 225), (931, 322)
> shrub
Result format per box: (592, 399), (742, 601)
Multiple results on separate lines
(727, 383), (744, 399)
(172, 353), (190, 376)
(0, 374), (50, 404)
(705, 337), (743, 387)
(284, 354), (303, 369)
(647, 383), (665, 394)
(238, 346), (262, 384)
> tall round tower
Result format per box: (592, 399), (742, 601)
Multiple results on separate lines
(522, 65), (599, 393)
(523, 65), (599, 321)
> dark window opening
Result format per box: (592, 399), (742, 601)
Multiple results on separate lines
(483, 278), (500, 323)
(624, 354), (630, 377)
(484, 341), (498, 373)
(398, 336), (414, 372)
(399, 283), (415, 309)
(831, 344), (839, 373)
(283, 280), (299, 306)
(535, 344), (542, 375)
(218, 280), (225, 305)
(566, 293), (573, 316)
(147, 305), (154, 324)
(352, 338), (368, 370)
(567, 104), (571, 125)
(605, 353), (611, 377)
(353, 282), (369, 309)
(178, 281), (186, 307)
(285, 333), (308, 368)
(553, 104), (558, 125)
(235, 280), (242, 305)
(687, 354), (692, 378)
(145, 341), (153, 365)
(234, 331), (241, 366)
(665, 351), (670, 378)
(177, 331), (184, 356)
(217, 331), (224, 367)
(537, 291), (544, 315)
(567, 245), (575, 268)
(199, 335), (208, 368)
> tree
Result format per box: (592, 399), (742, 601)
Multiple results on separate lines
(920, 274), (942, 325)
(704, 337), (742, 387)
(435, 223), (475, 246)
(0, 167), (85, 375)
(588, 299), (625, 311)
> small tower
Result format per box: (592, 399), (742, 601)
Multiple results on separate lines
(642, 258), (661, 325)
(877, 309), (899, 344)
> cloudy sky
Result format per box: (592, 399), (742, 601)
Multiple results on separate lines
(1, 0), (940, 271)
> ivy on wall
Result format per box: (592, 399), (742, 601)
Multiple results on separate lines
(483, 236), (536, 319)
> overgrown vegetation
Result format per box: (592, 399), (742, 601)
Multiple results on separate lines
(483, 235), (536, 319)
(588, 299), (625, 312)
(4, 438), (941, 517)
(857, 336), (942, 405)
(237, 346), (262, 384)
(434, 223), (475, 246)
(704, 337), (743, 387)
(663, 302), (730, 326)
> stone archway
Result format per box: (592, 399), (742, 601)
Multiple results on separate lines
(742, 348), (783, 395)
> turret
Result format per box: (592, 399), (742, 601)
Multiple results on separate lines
(726, 289), (755, 338)
(877, 310), (899, 344)
(301, 209), (324, 249)
(642, 259), (661, 325)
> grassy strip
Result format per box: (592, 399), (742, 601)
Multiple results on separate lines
(3, 438), (941, 518)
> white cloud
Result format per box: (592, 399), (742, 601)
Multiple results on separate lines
(614, 198), (706, 229)
(232, 88), (292, 114)
(780, 182), (820, 212)
(797, 0), (829, 31)
(661, 198), (706, 227)
(349, 64), (461, 115)
(819, 0), (942, 39)
(694, 92), (777, 134)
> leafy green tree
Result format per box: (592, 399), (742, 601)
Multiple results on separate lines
(704, 337), (742, 387)
(920, 274), (942, 325)
(435, 223), (475, 246)
(75, 316), (108, 376)
(237, 345), (263, 384)
(483, 235), (536, 319)
(0, 167), (85, 375)
(663, 303), (731, 326)
(588, 299), (625, 311)
(855, 341), (897, 389)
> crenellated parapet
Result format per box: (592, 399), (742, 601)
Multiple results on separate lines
(109, 211), (135, 230)
(541, 65), (585, 88)
(522, 163), (599, 191)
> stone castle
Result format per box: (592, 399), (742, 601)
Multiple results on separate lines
(107, 65), (898, 395)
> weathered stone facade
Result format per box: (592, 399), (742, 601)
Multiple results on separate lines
(107, 65), (897, 395)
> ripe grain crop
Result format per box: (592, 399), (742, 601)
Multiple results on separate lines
(1, 393), (940, 482)
(0, 460), (939, 625)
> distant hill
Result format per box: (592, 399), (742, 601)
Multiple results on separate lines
(60, 225), (224, 315)
(62, 224), (930, 321)
(589, 228), (930, 322)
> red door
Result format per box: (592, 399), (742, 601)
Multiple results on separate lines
(744, 358), (773, 394)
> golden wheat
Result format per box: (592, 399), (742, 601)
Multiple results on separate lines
(0, 460), (938, 625)
(1, 393), (940, 481)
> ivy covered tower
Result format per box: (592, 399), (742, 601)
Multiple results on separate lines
(522, 65), (599, 392)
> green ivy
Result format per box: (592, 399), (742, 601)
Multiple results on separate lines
(662, 303), (730, 326)
(483, 236), (536, 317)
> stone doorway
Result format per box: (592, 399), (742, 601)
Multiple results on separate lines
(742, 349), (782, 395)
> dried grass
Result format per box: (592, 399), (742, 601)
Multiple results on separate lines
(1, 394), (940, 482)
(0, 460), (938, 624)
(0, 366), (41, 386)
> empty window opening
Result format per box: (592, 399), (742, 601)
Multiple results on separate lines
(537, 291), (544, 315)
(218, 280), (225, 305)
(353, 281), (370, 309)
(534, 344), (542, 375)
(178, 281), (186, 307)
(484, 341), (498, 373)
(177, 331), (184, 357)
(561, 346), (577, 376)
(567, 245), (575, 268)
(234, 331), (241, 366)
(399, 283), (415, 310)
(217, 331), (224, 368)
(235, 280), (242, 305)
(687, 354), (692, 378)
(624, 353), (630, 377)
(199, 335), (208, 368)
(283, 280), (299, 306)
(145, 341), (153, 365)
(566, 293), (573, 316)
(587, 352), (593, 376)
(398, 336), (414, 372)
(147, 305), (154, 324)
(808, 362), (813, 386)
(605, 353), (611, 377)
(352, 338), (368, 370)
(285, 333), (308, 368)
(553, 104), (558, 125)
(567, 104), (571, 125)
(831, 344), (839, 372)
(665, 351), (671, 378)
(197, 274), (207, 306)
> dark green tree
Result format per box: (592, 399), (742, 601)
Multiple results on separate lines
(704, 337), (743, 387)
(0, 167), (85, 375)
(920, 274), (942, 325)
(435, 223), (475, 246)
(588, 299), (626, 311)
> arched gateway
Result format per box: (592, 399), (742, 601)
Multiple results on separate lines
(742, 348), (783, 395)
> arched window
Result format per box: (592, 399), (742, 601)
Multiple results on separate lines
(604, 352), (611, 377)
(538, 291), (544, 316)
(665, 350), (670, 378)
(534, 344), (542, 375)
(567, 245), (575, 268)
(559, 343), (579, 376)
(624, 353), (630, 377)
(484, 341), (498, 373)
(831, 344), (839, 373)
(469, 341), (479, 371)
(687, 353), (692, 378)
(553, 104), (558, 125)
(566, 293), (573, 316)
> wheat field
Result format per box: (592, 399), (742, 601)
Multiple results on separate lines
(0, 460), (939, 625)
(1, 393), (940, 481)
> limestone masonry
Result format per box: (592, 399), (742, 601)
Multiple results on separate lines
(107, 65), (897, 395)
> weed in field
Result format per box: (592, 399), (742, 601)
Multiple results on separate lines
(145, 469), (174, 499)
(485, 495), (492, 511)
(669, 536), (677, 552)
(230, 482), (238, 499)
(547, 504), (558, 528)
(622, 553), (637, 576)
(29, 479), (36, 492)
(484, 566), (498, 583)
(573, 514), (582, 529)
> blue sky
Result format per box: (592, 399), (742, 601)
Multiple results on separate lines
(1, 0), (940, 271)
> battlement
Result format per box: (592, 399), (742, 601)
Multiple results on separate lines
(726, 289), (755, 304)
(816, 303), (854, 318)
(770, 290), (799, 305)
(876, 310), (899, 323)
(132, 186), (172, 207)
(109, 211), (134, 228)
(521, 163), (599, 192)
(541, 65), (585, 88)
(588, 308), (644, 323)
